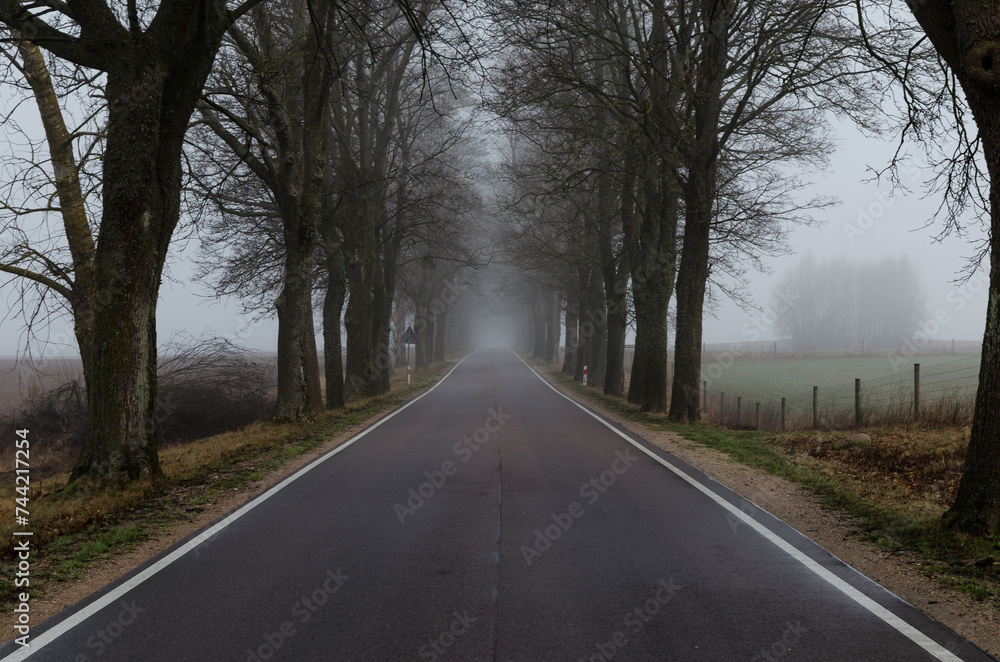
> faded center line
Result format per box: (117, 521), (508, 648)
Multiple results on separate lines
(488, 358), (502, 661)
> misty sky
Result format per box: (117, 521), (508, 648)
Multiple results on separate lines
(0, 114), (990, 359)
(703, 119), (989, 348)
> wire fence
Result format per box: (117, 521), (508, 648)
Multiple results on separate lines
(699, 354), (980, 431)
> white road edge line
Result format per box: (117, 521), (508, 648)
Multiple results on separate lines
(2, 353), (474, 662)
(514, 352), (963, 662)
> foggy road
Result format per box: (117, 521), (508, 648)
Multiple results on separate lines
(0, 348), (992, 661)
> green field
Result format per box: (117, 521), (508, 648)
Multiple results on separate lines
(699, 354), (980, 422)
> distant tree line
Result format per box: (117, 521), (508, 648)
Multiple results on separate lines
(774, 255), (926, 352)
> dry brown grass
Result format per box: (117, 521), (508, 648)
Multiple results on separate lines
(780, 426), (969, 513)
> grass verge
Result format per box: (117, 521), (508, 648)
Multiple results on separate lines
(0, 362), (451, 611)
(531, 356), (1000, 610)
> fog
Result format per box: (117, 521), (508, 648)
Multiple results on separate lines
(0, 117), (989, 361)
(703, 120), (988, 349)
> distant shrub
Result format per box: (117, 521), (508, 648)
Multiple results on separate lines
(155, 334), (276, 444)
(0, 335), (276, 475)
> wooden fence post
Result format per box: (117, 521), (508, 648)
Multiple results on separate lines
(914, 363), (920, 421)
(855, 378), (861, 427)
(781, 397), (786, 432)
(812, 386), (819, 429)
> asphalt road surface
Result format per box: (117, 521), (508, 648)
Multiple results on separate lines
(2, 348), (994, 661)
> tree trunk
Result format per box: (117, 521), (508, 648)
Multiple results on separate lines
(629, 272), (670, 411)
(604, 283), (628, 397)
(940, 70), (1000, 533)
(344, 261), (378, 398)
(586, 277), (607, 388)
(414, 282), (433, 369)
(598, 187), (629, 397)
(371, 252), (394, 394)
(532, 290), (547, 359)
(72, 65), (183, 481)
(14, 36), (98, 414)
(669, 164), (715, 423)
(574, 268), (592, 382)
(394, 304), (407, 369)
(434, 309), (448, 362)
(545, 291), (560, 363)
(70, 27), (229, 482)
(323, 244), (347, 409)
(274, 237), (323, 419)
(74, 266), (161, 481)
(905, 0), (1000, 534)
(563, 290), (579, 375)
(627, 165), (677, 411)
(946, 219), (1000, 533)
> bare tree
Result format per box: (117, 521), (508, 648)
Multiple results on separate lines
(666, 0), (878, 422)
(194, 0), (337, 420)
(0, 32), (98, 386)
(0, 0), (265, 483)
(885, 0), (1000, 533)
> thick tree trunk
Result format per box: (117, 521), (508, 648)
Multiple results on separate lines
(532, 291), (547, 359)
(905, 0), (1000, 534)
(946, 221), (1000, 533)
(669, 165), (714, 423)
(74, 269), (160, 481)
(371, 257), (393, 394)
(344, 263), (378, 398)
(574, 269), (592, 382)
(943, 80), (1000, 533)
(72, 57), (199, 481)
(342, 189), (382, 400)
(394, 304), (407, 369)
(563, 291), (579, 375)
(598, 211), (629, 397)
(604, 283), (628, 397)
(323, 246), (347, 409)
(71, 75), (177, 481)
(586, 278), (607, 388)
(545, 291), (560, 363)
(626, 170), (676, 411)
(274, 240), (323, 419)
(629, 273), (670, 411)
